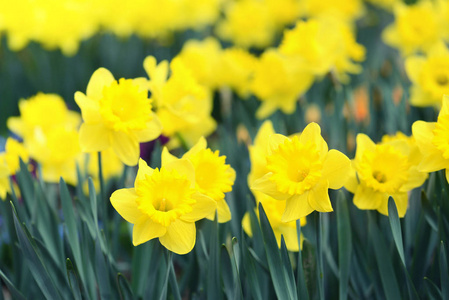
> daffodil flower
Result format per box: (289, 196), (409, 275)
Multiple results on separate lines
(251, 122), (351, 222)
(110, 157), (217, 255)
(75, 68), (162, 166)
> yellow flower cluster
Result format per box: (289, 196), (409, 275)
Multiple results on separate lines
(4, 92), (124, 192)
(0, 0), (221, 55)
(111, 139), (235, 254)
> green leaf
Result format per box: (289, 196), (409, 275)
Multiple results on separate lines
(0, 269), (27, 300)
(440, 242), (449, 299)
(296, 220), (309, 300)
(11, 202), (61, 299)
(280, 236), (297, 300)
(15, 159), (35, 217)
(368, 212), (401, 300)
(301, 240), (317, 299)
(240, 236), (263, 300)
(258, 204), (297, 300)
(207, 215), (222, 300)
(421, 191), (438, 231)
(66, 259), (81, 300)
(337, 191), (352, 300)
(95, 239), (112, 300)
(60, 179), (86, 288)
(424, 277), (442, 300)
(220, 245), (234, 300)
(168, 259), (182, 300)
(388, 197), (405, 266)
(117, 273), (134, 300)
(132, 242), (154, 297)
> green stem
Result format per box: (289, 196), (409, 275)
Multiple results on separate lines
(316, 212), (324, 300)
(98, 152), (106, 223)
(169, 254), (182, 300)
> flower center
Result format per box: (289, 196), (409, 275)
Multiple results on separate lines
(189, 149), (234, 201)
(358, 144), (409, 193)
(432, 114), (449, 159)
(135, 168), (196, 227)
(266, 136), (322, 195)
(99, 78), (153, 133)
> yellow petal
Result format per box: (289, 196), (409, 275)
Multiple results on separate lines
(159, 219), (196, 255)
(251, 173), (290, 200)
(412, 121), (437, 154)
(400, 167), (428, 192)
(267, 134), (288, 156)
(256, 101), (278, 119)
(308, 180), (333, 212)
(355, 134), (376, 162)
(110, 188), (142, 224)
(133, 115), (162, 143)
(299, 123), (328, 160)
(86, 68), (115, 100)
(74, 92), (101, 123)
(282, 192), (314, 222)
(277, 227), (300, 252)
(184, 136), (207, 158)
(206, 198), (232, 223)
(163, 159), (195, 186)
(254, 121), (275, 149)
(377, 194), (408, 218)
(111, 131), (139, 166)
(181, 192), (217, 222)
(132, 217), (167, 246)
(161, 147), (177, 166)
(79, 123), (111, 152)
(227, 167), (236, 184)
(404, 56), (425, 83)
(241, 212), (252, 237)
(6, 117), (24, 137)
(322, 150), (351, 189)
(344, 166), (358, 194)
(353, 184), (385, 210)
(135, 158), (154, 188)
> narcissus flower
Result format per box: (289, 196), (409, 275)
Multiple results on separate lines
(405, 43), (449, 107)
(251, 122), (351, 221)
(413, 95), (449, 182)
(162, 137), (235, 223)
(144, 56), (216, 149)
(242, 194), (307, 252)
(75, 68), (162, 166)
(0, 138), (29, 199)
(345, 134), (427, 217)
(382, 1), (445, 55)
(110, 157), (216, 254)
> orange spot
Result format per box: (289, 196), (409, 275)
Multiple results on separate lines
(354, 86), (369, 123)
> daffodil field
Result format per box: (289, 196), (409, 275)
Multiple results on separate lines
(1, 0), (449, 299)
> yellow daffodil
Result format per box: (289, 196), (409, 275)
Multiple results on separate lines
(412, 95), (449, 182)
(110, 157), (217, 254)
(251, 122), (351, 222)
(7, 93), (81, 140)
(144, 56), (216, 148)
(242, 194), (306, 252)
(251, 49), (314, 119)
(299, 0), (365, 21)
(382, 1), (445, 55)
(345, 134), (427, 217)
(247, 120), (306, 251)
(162, 137), (235, 223)
(0, 138), (29, 199)
(75, 68), (162, 166)
(216, 0), (275, 49)
(279, 18), (365, 82)
(405, 43), (449, 107)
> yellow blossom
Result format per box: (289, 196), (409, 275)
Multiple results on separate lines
(27, 127), (83, 185)
(299, 0), (365, 21)
(246, 120), (306, 251)
(412, 95), (449, 182)
(7, 93), (80, 140)
(251, 122), (351, 221)
(75, 68), (162, 166)
(279, 18), (365, 82)
(251, 49), (314, 119)
(216, 0), (276, 49)
(345, 134), (427, 217)
(242, 194), (306, 251)
(405, 43), (449, 107)
(162, 137), (235, 223)
(382, 1), (445, 55)
(0, 138), (29, 199)
(144, 56), (216, 148)
(110, 157), (217, 254)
